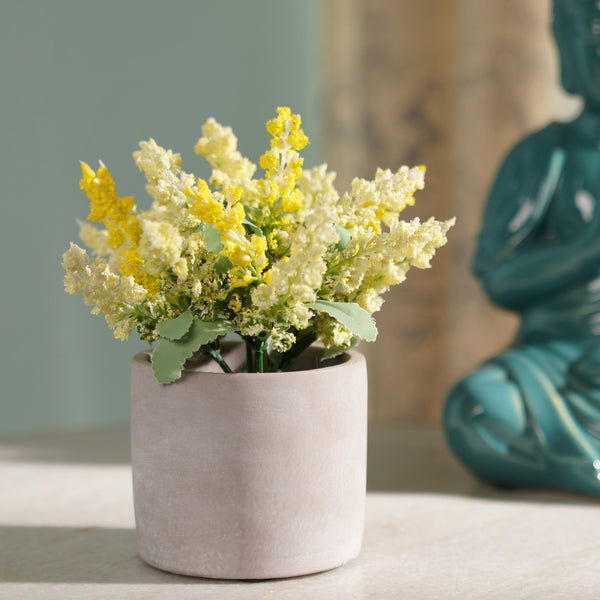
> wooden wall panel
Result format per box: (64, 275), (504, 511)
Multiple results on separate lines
(323, 0), (578, 424)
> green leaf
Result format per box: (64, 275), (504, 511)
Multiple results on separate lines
(157, 309), (193, 340)
(242, 216), (263, 237)
(151, 339), (190, 384)
(202, 223), (223, 253)
(307, 300), (377, 342)
(189, 319), (237, 343)
(215, 255), (233, 274)
(152, 318), (237, 383)
(335, 224), (351, 251)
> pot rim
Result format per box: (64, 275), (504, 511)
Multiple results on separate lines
(133, 344), (365, 380)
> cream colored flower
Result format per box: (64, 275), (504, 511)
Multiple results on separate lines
(77, 220), (112, 258)
(62, 243), (147, 340)
(351, 216), (455, 313)
(297, 164), (338, 211)
(252, 196), (338, 311)
(337, 165), (425, 234)
(195, 117), (256, 189)
(315, 315), (354, 349)
(271, 326), (296, 352)
(133, 139), (195, 208)
(139, 219), (187, 280)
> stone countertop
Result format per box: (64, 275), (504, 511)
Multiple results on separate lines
(1, 425), (598, 599)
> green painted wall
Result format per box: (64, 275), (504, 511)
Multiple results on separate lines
(0, 1), (322, 433)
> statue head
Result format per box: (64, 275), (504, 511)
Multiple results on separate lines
(553, 0), (600, 105)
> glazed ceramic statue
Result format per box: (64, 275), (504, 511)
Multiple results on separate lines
(444, 0), (600, 496)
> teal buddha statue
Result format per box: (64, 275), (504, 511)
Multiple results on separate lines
(444, 0), (600, 496)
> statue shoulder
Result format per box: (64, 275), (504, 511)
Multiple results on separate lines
(474, 124), (564, 275)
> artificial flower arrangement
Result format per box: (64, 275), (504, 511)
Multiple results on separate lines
(62, 107), (454, 383)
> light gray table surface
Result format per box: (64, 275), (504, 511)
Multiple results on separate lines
(1, 425), (599, 599)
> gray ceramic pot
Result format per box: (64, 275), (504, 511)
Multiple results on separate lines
(130, 344), (368, 579)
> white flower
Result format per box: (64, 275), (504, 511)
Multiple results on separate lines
(133, 139), (195, 208)
(271, 327), (296, 352)
(139, 219), (186, 280)
(62, 243), (89, 285)
(61, 243), (147, 340)
(297, 164), (338, 210)
(252, 196), (338, 311)
(337, 165), (426, 233)
(195, 117), (256, 189)
(120, 275), (147, 306)
(77, 220), (112, 258)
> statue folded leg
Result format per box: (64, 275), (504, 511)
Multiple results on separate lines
(444, 0), (600, 497)
(444, 341), (600, 495)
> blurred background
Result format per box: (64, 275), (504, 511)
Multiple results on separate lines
(0, 0), (580, 434)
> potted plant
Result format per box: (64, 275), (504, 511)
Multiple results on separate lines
(62, 107), (454, 579)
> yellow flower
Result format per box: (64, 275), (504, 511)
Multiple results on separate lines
(266, 113), (285, 137)
(108, 228), (125, 248)
(280, 189), (303, 213)
(256, 179), (279, 205)
(289, 129), (308, 152)
(188, 179), (226, 225)
(230, 268), (254, 288)
(80, 162), (139, 243)
(188, 179), (267, 276)
(265, 107), (308, 152)
(259, 150), (279, 173)
(228, 294), (243, 313)
(80, 161), (114, 222)
(120, 247), (160, 295)
(79, 162), (156, 293)
(257, 107), (308, 215)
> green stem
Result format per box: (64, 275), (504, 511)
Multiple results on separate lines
(256, 339), (268, 373)
(203, 346), (233, 374)
(245, 340), (254, 373)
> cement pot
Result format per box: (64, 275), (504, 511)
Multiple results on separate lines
(130, 344), (368, 579)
